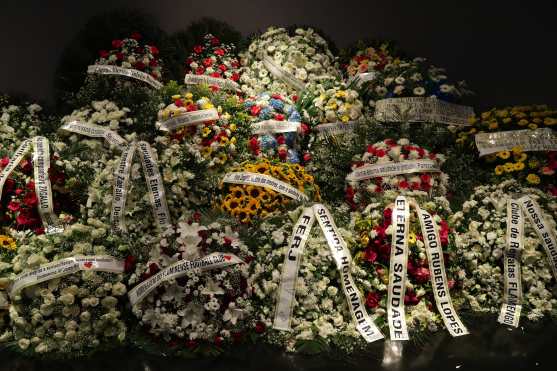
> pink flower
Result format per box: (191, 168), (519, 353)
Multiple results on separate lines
(365, 292), (381, 308)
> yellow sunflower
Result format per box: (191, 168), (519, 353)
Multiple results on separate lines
(526, 173), (541, 185)
(0, 235), (16, 251)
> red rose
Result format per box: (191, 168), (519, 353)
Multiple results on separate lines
(0, 156), (9, 168)
(115, 52), (124, 61)
(214, 48), (225, 56)
(111, 39), (123, 49)
(20, 159), (32, 174)
(149, 59), (158, 67)
(274, 113), (285, 121)
(34, 227), (45, 235)
(383, 207), (392, 222)
(124, 255), (136, 273)
(174, 99), (184, 107)
(203, 57), (213, 67)
(448, 279), (455, 289)
(193, 45), (204, 54)
(399, 180), (409, 189)
(417, 147), (425, 157)
(255, 321), (266, 334)
(210, 72), (221, 78)
(276, 135), (286, 145)
(292, 95), (298, 102)
(420, 174), (431, 183)
(26, 181), (35, 190)
(150, 46), (159, 55)
(271, 94), (283, 100)
(23, 192), (38, 207)
(364, 248), (377, 263)
(186, 103), (197, 112)
(148, 263), (160, 275)
(15, 188), (24, 196)
(130, 32), (142, 40)
(214, 336), (223, 347)
(385, 139), (396, 147)
(365, 292), (381, 308)
(7, 201), (20, 212)
(375, 149), (386, 157)
(303, 152), (312, 163)
(134, 61), (146, 70)
(404, 289), (420, 305)
(249, 137), (260, 152)
(367, 145), (375, 154)
(410, 182), (420, 190)
(99, 50), (110, 59)
(2, 178), (15, 194)
(218, 64), (227, 72)
(412, 267), (430, 284)
(231, 72), (240, 82)
(195, 66), (205, 75)
(210, 36), (220, 46)
(300, 123), (310, 136)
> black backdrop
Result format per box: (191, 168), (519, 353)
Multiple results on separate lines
(1, 0), (556, 108)
(1, 1), (557, 370)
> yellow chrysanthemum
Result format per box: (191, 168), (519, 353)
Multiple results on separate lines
(494, 165), (504, 175)
(0, 235), (16, 251)
(511, 146), (523, 154)
(514, 162), (525, 171)
(202, 127), (212, 137)
(517, 119), (529, 126)
(408, 233), (417, 245)
(184, 92), (193, 99)
(528, 123), (538, 130)
(526, 173), (541, 185)
(504, 163), (514, 172)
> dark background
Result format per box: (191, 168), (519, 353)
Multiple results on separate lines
(1, 1), (557, 370)
(1, 0), (556, 108)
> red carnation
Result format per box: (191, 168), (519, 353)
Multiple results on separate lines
(218, 64), (227, 72)
(375, 149), (386, 157)
(404, 289), (420, 305)
(214, 336), (223, 347)
(399, 180), (409, 189)
(116, 52), (124, 61)
(195, 66), (205, 75)
(193, 45), (204, 54)
(149, 59), (158, 67)
(130, 32), (142, 40)
(383, 207), (392, 222)
(148, 263), (160, 275)
(275, 113), (285, 121)
(367, 145), (375, 154)
(231, 72), (240, 82)
(0, 156), (9, 168)
(111, 39), (123, 49)
(210, 36), (220, 46)
(303, 152), (312, 163)
(174, 99), (184, 107)
(214, 48), (225, 56)
(134, 61), (146, 70)
(210, 72), (221, 78)
(2, 178), (15, 194)
(365, 292), (381, 309)
(249, 137), (260, 152)
(150, 46), (159, 55)
(276, 135), (286, 145)
(300, 123), (310, 136)
(99, 50), (110, 59)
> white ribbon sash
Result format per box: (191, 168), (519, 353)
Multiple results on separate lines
(0, 137), (63, 234)
(251, 120), (301, 135)
(387, 196), (410, 340)
(184, 74), (240, 92)
(262, 55), (306, 92)
(127, 252), (244, 306)
(273, 205), (384, 342)
(498, 199), (524, 327)
(374, 97), (474, 126)
(349, 72), (376, 87)
(222, 172), (308, 202)
(346, 160), (440, 182)
(87, 64), (163, 89)
(60, 120), (127, 147)
(475, 128), (557, 157)
(417, 206), (469, 336)
(9, 255), (124, 296)
(273, 207), (315, 330)
(110, 142), (171, 234)
(157, 108), (219, 132)
(315, 121), (357, 137)
(313, 204), (384, 342)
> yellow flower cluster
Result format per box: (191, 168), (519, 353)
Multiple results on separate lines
(0, 235), (16, 251)
(458, 105), (557, 146)
(220, 160), (320, 224)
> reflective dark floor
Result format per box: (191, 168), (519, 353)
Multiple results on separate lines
(1, 315), (554, 371)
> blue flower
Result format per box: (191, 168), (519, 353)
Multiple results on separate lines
(288, 110), (301, 122)
(260, 107), (272, 119)
(269, 98), (284, 111)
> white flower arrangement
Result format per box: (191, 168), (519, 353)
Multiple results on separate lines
(0, 223), (129, 355)
(452, 179), (557, 321)
(240, 27), (339, 97)
(0, 97), (43, 156)
(128, 213), (253, 349)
